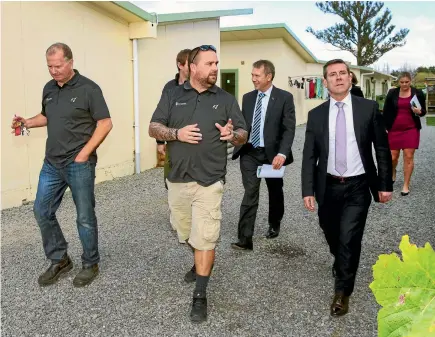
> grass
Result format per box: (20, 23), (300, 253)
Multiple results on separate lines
(426, 116), (435, 126)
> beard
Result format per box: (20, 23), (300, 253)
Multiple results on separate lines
(198, 72), (217, 87)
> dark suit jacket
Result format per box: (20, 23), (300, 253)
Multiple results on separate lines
(383, 86), (427, 131)
(301, 96), (393, 205)
(232, 86), (296, 165)
(350, 84), (364, 98)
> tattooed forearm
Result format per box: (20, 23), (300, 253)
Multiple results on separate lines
(149, 122), (177, 141)
(230, 128), (248, 146)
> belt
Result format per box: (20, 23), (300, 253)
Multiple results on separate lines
(327, 173), (366, 183)
(247, 143), (265, 151)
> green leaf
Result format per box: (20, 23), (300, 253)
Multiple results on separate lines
(369, 235), (435, 337)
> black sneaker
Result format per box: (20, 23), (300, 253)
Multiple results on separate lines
(73, 264), (99, 287)
(190, 294), (207, 323)
(38, 255), (73, 286)
(184, 265), (196, 283)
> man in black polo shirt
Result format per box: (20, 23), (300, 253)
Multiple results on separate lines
(156, 48), (191, 162)
(149, 45), (248, 323)
(11, 43), (113, 288)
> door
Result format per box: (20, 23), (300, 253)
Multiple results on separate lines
(220, 69), (238, 99)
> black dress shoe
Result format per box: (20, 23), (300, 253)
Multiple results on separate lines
(265, 228), (280, 239)
(330, 292), (350, 316)
(190, 294), (207, 323)
(38, 255), (73, 286)
(231, 241), (253, 251)
(73, 264), (99, 287)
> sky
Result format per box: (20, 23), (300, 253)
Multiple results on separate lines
(132, 1), (435, 71)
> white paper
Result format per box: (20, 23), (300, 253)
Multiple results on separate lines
(256, 164), (286, 178)
(410, 95), (422, 110)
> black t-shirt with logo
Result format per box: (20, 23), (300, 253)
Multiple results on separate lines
(41, 69), (111, 168)
(151, 81), (246, 186)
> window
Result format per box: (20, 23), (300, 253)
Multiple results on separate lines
(382, 81), (388, 95)
(365, 79), (371, 98)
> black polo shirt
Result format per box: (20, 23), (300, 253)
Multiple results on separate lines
(41, 69), (111, 168)
(162, 73), (180, 94)
(151, 81), (247, 186)
(157, 74), (182, 145)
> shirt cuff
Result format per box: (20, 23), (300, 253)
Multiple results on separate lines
(277, 153), (286, 160)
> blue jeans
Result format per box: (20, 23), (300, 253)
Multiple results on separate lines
(33, 160), (99, 266)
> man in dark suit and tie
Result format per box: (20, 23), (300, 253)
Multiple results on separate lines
(231, 60), (296, 250)
(301, 59), (393, 316)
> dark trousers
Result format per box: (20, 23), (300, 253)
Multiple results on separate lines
(237, 147), (284, 242)
(318, 174), (371, 296)
(33, 160), (99, 267)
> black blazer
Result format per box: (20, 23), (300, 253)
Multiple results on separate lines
(350, 84), (364, 98)
(301, 96), (393, 205)
(232, 86), (296, 165)
(383, 87), (427, 131)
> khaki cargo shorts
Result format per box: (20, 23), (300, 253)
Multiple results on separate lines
(167, 180), (224, 251)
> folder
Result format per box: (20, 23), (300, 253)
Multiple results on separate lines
(410, 95), (421, 110)
(256, 164), (286, 178)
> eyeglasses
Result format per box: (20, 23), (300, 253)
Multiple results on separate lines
(190, 45), (217, 63)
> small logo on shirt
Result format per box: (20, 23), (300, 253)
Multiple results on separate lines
(175, 102), (186, 106)
(46, 98), (52, 102)
(212, 105), (219, 109)
(70, 97), (77, 102)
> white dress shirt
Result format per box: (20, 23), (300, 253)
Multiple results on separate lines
(327, 94), (365, 177)
(249, 85), (286, 159)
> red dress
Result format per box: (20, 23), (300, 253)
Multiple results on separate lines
(388, 96), (420, 150)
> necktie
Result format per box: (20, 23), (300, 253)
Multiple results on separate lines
(251, 92), (266, 148)
(335, 101), (347, 175)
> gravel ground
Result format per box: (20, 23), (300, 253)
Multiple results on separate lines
(2, 119), (435, 337)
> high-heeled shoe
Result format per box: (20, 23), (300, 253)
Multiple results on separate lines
(401, 191), (409, 196)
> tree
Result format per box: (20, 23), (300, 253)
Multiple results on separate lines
(306, 1), (410, 66)
(392, 62), (417, 78)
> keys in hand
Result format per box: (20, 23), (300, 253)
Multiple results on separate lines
(11, 115), (29, 136)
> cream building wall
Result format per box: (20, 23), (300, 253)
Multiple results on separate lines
(1, 1), (134, 209)
(221, 38), (311, 124)
(137, 19), (220, 170)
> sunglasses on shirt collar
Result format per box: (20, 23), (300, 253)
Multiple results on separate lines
(190, 45), (217, 63)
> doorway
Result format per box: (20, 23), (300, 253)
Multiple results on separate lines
(220, 69), (238, 99)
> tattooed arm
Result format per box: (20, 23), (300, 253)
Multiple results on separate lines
(149, 90), (177, 141)
(230, 128), (248, 146)
(149, 122), (202, 144)
(227, 97), (248, 147)
(148, 122), (177, 141)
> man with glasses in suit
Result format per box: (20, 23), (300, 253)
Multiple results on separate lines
(149, 45), (247, 323)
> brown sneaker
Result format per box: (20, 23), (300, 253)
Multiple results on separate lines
(38, 255), (73, 286)
(73, 264), (99, 287)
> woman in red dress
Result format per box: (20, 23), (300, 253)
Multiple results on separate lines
(383, 72), (427, 196)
